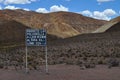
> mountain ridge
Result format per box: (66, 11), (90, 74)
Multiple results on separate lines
(93, 16), (120, 33)
(0, 9), (107, 38)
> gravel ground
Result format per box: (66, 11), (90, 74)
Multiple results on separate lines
(0, 64), (120, 80)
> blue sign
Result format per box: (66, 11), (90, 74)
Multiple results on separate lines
(26, 29), (46, 46)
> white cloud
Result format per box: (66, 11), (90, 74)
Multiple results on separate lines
(23, 8), (30, 11)
(81, 9), (116, 20)
(97, 0), (114, 5)
(81, 10), (92, 17)
(103, 9), (116, 16)
(4, 0), (29, 4)
(97, 0), (114, 3)
(3, 0), (36, 5)
(0, 5), (2, 10)
(4, 5), (20, 10)
(36, 8), (49, 13)
(93, 11), (111, 20)
(36, 5), (69, 13)
(50, 5), (68, 12)
(4, 5), (30, 11)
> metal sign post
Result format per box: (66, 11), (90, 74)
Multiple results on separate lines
(25, 29), (48, 74)
(45, 45), (48, 73)
(25, 46), (28, 73)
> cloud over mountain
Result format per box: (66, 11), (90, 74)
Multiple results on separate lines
(50, 5), (69, 12)
(36, 5), (69, 13)
(4, 5), (29, 11)
(81, 9), (116, 20)
(36, 8), (49, 13)
(0, 5), (2, 10)
(0, 0), (36, 4)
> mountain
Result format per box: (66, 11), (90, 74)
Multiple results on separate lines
(47, 16), (120, 54)
(93, 16), (120, 33)
(46, 16), (120, 65)
(0, 19), (29, 46)
(59, 16), (120, 48)
(0, 9), (106, 38)
(0, 19), (59, 47)
(0, 9), (120, 65)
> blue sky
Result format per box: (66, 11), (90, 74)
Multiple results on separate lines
(0, 0), (120, 20)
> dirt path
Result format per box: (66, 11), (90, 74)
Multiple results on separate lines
(0, 65), (120, 80)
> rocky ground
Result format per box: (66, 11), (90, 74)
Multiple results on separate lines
(0, 64), (120, 80)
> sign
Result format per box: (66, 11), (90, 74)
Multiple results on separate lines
(25, 29), (48, 74)
(26, 29), (46, 46)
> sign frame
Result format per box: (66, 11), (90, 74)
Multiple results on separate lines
(25, 29), (48, 74)
(26, 29), (46, 46)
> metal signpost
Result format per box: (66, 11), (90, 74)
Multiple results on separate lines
(26, 29), (48, 73)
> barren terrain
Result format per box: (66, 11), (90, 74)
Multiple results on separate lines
(0, 64), (120, 80)
(0, 9), (120, 80)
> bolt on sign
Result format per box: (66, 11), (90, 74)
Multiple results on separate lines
(26, 29), (46, 46)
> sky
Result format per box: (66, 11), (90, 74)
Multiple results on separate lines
(0, 0), (120, 20)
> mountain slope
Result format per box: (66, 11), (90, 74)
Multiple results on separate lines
(0, 9), (106, 38)
(0, 19), (29, 46)
(93, 16), (120, 33)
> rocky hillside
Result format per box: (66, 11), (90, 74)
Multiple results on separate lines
(0, 9), (106, 38)
(0, 10), (120, 66)
(0, 19), (29, 46)
(93, 16), (120, 33)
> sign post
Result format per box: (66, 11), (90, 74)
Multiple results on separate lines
(26, 29), (47, 73)
(25, 46), (28, 73)
(45, 45), (48, 73)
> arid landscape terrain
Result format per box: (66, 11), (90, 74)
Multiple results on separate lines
(0, 9), (120, 80)
(0, 65), (120, 80)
